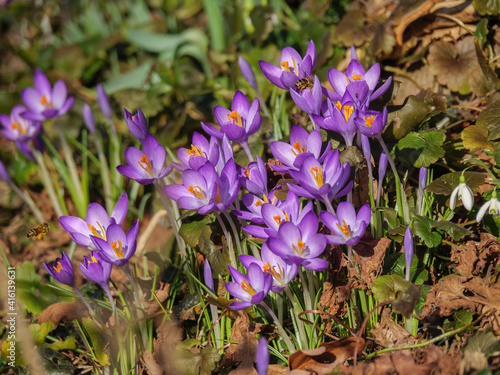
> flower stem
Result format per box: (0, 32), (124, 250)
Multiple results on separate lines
(241, 141), (254, 163)
(347, 245), (353, 259)
(323, 195), (336, 215)
(73, 286), (95, 315)
(32, 149), (65, 217)
(260, 302), (295, 353)
(122, 264), (141, 307)
(8, 183), (44, 223)
(284, 286), (307, 349)
(214, 211), (237, 268)
(94, 134), (114, 213)
(103, 285), (116, 315)
(222, 210), (242, 257)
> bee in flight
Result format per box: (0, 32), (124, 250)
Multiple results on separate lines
(294, 77), (314, 93)
(27, 223), (50, 240)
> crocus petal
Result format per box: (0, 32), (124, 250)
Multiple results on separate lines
(111, 192), (128, 224)
(34, 70), (51, 97)
(51, 80), (67, 109)
(258, 60), (287, 89)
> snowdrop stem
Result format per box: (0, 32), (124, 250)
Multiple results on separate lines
(260, 302), (296, 353)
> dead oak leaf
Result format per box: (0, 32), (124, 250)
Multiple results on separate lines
(428, 36), (480, 93)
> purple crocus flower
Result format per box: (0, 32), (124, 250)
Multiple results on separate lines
(225, 263), (273, 310)
(258, 40), (316, 90)
(123, 108), (148, 143)
(43, 252), (75, 287)
(288, 151), (352, 204)
(0, 105), (42, 143)
(290, 75), (323, 116)
(320, 202), (371, 246)
(418, 167), (428, 197)
(21, 69), (74, 121)
(270, 125), (322, 173)
(59, 192), (128, 250)
(312, 98), (357, 146)
(202, 91), (261, 145)
(239, 242), (298, 293)
(97, 84), (112, 121)
(172, 132), (220, 172)
(243, 191), (314, 239)
(238, 56), (258, 90)
(204, 259), (215, 294)
(91, 220), (140, 267)
(117, 133), (172, 185)
(379, 152), (388, 181)
(326, 59), (392, 103)
(0, 160), (12, 185)
(404, 226), (413, 281)
(164, 159), (240, 214)
(355, 107), (388, 138)
(256, 337), (270, 375)
(240, 155), (268, 196)
(235, 188), (285, 224)
(79, 251), (112, 289)
(82, 104), (96, 135)
(267, 211), (328, 271)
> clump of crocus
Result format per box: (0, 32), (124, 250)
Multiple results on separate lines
(91, 220), (140, 267)
(43, 252), (95, 314)
(59, 192), (129, 250)
(172, 132), (220, 172)
(0, 105), (42, 159)
(320, 202), (371, 251)
(259, 40), (316, 90)
(79, 251), (115, 314)
(117, 133), (172, 185)
(449, 174), (474, 211)
(21, 69), (74, 121)
(312, 96), (358, 146)
(477, 190), (500, 222)
(225, 263), (273, 310)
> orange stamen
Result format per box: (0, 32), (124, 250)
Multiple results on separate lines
(91, 256), (98, 263)
(227, 111), (243, 127)
(335, 101), (342, 111)
(188, 185), (205, 199)
(53, 261), (62, 273)
(292, 238), (305, 255)
(291, 141), (307, 157)
(187, 145), (204, 157)
(255, 200), (263, 207)
(11, 120), (27, 135)
(138, 155), (153, 175)
(343, 105), (353, 120)
(244, 169), (250, 179)
(263, 262), (283, 280)
(273, 215), (282, 226)
(241, 279), (256, 295)
(336, 220), (351, 237)
(364, 115), (374, 128)
(214, 182), (221, 203)
(88, 221), (106, 240)
(111, 240), (124, 259)
(280, 58), (297, 74)
(352, 73), (362, 81)
(310, 166), (324, 187)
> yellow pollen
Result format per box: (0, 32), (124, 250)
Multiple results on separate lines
(244, 169), (250, 179)
(345, 77), (350, 85)
(291, 141), (307, 157)
(310, 166), (324, 187)
(255, 200), (263, 207)
(280, 58), (297, 74)
(273, 215), (282, 226)
(131, 115), (135, 121)
(335, 101), (342, 111)
(364, 115), (374, 128)
(11, 120), (27, 135)
(227, 111), (243, 127)
(53, 261), (62, 273)
(91, 256), (98, 263)
(111, 240), (124, 259)
(263, 262), (283, 280)
(343, 105), (353, 120)
(40, 95), (48, 106)
(88, 221), (106, 240)
(292, 238), (305, 255)
(187, 144), (204, 157)
(262, 194), (269, 203)
(241, 279), (256, 295)
(188, 185), (205, 199)
(138, 154), (153, 175)
(214, 182), (221, 203)
(284, 209), (289, 222)
(336, 220), (351, 237)
(352, 73), (362, 81)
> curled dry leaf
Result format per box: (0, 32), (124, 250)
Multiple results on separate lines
(288, 337), (365, 374)
(38, 301), (88, 325)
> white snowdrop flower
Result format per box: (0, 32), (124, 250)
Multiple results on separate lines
(476, 191), (500, 222)
(449, 175), (474, 211)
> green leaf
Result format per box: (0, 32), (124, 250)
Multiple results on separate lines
(475, 19), (489, 48)
(29, 322), (57, 345)
(102, 61), (154, 94)
(443, 310), (475, 332)
(39, 346), (75, 375)
(461, 125), (495, 150)
(174, 338), (221, 375)
(477, 100), (500, 140)
(385, 96), (433, 140)
(372, 274), (421, 318)
(432, 221), (471, 241)
(413, 215), (442, 248)
(397, 129), (446, 167)
(415, 284), (431, 316)
(82, 317), (110, 366)
(384, 253), (428, 285)
(378, 207), (400, 230)
(179, 217), (213, 252)
(425, 171), (485, 195)
(46, 337), (77, 351)
(473, 0), (500, 15)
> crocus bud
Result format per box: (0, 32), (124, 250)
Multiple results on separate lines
(418, 167), (428, 197)
(0, 160), (12, 185)
(43, 252), (76, 287)
(97, 84), (112, 120)
(378, 152), (388, 181)
(204, 259), (214, 294)
(256, 337), (269, 375)
(238, 56), (258, 90)
(82, 103), (96, 135)
(404, 226), (413, 281)
(350, 45), (358, 61)
(123, 108), (148, 143)
(360, 134), (372, 168)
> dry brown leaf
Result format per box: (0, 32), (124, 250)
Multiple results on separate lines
(288, 337), (365, 374)
(38, 301), (88, 325)
(153, 319), (183, 374)
(370, 308), (418, 349)
(142, 349), (163, 375)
